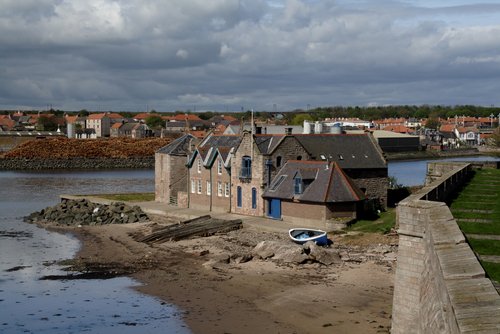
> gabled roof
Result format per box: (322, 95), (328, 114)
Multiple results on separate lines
(440, 124), (455, 133)
(187, 134), (242, 168)
(111, 122), (123, 129)
(107, 113), (124, 119)
(133, 112), (158, 120)
(263, 160), (365, 203)
(171, 113), (202, 121)
(254, 134), (285, 154)
(157, 134), (196, 156)
(293, 134), (386, 169)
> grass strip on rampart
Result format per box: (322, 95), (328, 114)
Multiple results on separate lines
(96, 193), (155, 202)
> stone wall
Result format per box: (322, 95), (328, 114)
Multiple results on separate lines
(0, 157), (154, 170)
(392, 162), (500, 334)
(345, 168), (388, 209)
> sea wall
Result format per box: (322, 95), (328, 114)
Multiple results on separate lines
(392, 162), (500, 333)
(0, 157), (154, 170)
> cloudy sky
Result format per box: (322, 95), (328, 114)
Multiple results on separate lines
(1, 0), (499, 112)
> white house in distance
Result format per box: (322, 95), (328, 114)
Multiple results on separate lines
(86, 113), (111, 138)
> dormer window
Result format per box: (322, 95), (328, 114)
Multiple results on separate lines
(240, 156), (252, 179)
(294, 177), (303, 194)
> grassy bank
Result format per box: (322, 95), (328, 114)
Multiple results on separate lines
(450, 168), (500, 283)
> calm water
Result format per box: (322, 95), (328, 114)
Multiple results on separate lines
(0, 169), (190, 334)
(388, 155), (500, 186)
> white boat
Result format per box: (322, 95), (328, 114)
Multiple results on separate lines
(289, 228), (328, 246)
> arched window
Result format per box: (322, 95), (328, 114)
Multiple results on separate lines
(237, 186), (242, 207)
(251, 188), (257, 209)
(240, 156), (252, 179)
(276, 156), (282, 168)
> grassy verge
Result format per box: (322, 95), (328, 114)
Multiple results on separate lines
(481, 261), (500, 283)
(346, 208), (396, 234)
(96, 193), (155, 202)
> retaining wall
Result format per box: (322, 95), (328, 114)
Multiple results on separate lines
(0, 157), (154, 170)
(392, 162), (500, 333)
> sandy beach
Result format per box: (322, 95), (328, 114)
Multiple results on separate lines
(43, 214), (396, 334)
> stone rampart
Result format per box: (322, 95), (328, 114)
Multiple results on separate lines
(0, 157), (154, 170)
(392, 162), (500, 333)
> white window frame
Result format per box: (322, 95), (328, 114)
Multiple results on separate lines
(197, 179), (202, 194)
(224, 182), (230, 197)
(197, 158), (202, 173)
(191, 179), (196, 194)
(206, 181), (211, 195)
(217, 181), (223, 197)
(217, 159), (222, 175)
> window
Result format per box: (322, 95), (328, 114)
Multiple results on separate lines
(270, 175), (286, 191)
(206, 181), (211, 195)
(217, 159), (222, 175)
(237, 186), (242, 207)
(251, 188), (257, 209)
(224, 183), (230, 197)
(294, 177), (303, 194)
(217, 181), (223, 197)
(240, 156), (252, 179)
(276, 156), (282, 168)
(191, 179), (196, 194)
(197, 158), (202, 173)
(297, 155), (302, 160)
(197, 180), (202, 194)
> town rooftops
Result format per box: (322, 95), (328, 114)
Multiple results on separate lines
(293, 133), (386, 169)
(263, 160), (365, 203)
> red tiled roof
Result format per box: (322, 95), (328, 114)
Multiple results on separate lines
(88, 113), (107, 120)
(440, 124), (455, 132)
(65, 115), (78, 124)
(111, 123), (122, 129)
(382, 125), (412, 133)
(172, 114), (202, 121)
(107, 113), (124, 119)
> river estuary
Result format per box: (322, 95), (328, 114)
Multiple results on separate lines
(1, 156), (499, 333)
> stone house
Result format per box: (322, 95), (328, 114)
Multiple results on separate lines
(155, 131), (388, 217)
(230, 132), (310, 217)
(293, 134), (388, 209)
(186, 135), (241, 212)
(155, 134), (198, 205)
(110, 122), (151, 138)
(263, 160), (365, 225)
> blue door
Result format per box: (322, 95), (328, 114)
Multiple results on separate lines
(268, 198), (281, 219)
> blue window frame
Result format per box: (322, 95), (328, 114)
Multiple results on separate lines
(237, 186), (242, 207)
(251, 187), (257, 209)
(240, 156), (252, 179)
(294, 177), (303, 194)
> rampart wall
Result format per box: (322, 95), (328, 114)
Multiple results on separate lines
(392, 162), (500, 333)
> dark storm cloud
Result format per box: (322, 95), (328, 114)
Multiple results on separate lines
(0, 0), (499, 111)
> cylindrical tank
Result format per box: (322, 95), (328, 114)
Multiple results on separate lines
(314, 121), (323, 134)
(330, 124), (342, 134)
(67, 123), (74, 138)
(303, 120), (311, 134)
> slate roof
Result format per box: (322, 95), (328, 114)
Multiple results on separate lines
(263, 160), (365, 203)
(157, 134), (195, 155)
(187, 134), (242, 167)
(254, 134), (284, 154)
(293, 134), (386, 169)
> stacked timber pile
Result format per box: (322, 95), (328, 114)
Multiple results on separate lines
(4, 136), (179, 158)
(133, 215), (243, 243)
(25, 198), (149, 226)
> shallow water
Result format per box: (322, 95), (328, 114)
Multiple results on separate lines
(0, 169), (190, 334)
(388, 155), (500, 186)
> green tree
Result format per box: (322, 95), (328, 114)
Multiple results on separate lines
(145, 115), (164, 129)
(78, 109), (89, 117)
(37, 116), (59, 131)
(291, 113), (313, 125)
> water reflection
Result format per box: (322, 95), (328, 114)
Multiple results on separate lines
(0, 169), (190, 334)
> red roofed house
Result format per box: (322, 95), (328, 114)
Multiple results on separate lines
(86, 113), (110, 137)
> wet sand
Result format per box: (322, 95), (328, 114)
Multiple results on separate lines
(48, 221), (395, 334)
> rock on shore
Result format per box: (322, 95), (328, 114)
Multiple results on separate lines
(25, 198), (149, 226)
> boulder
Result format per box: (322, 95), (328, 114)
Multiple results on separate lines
(303, 241), (342, 265)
